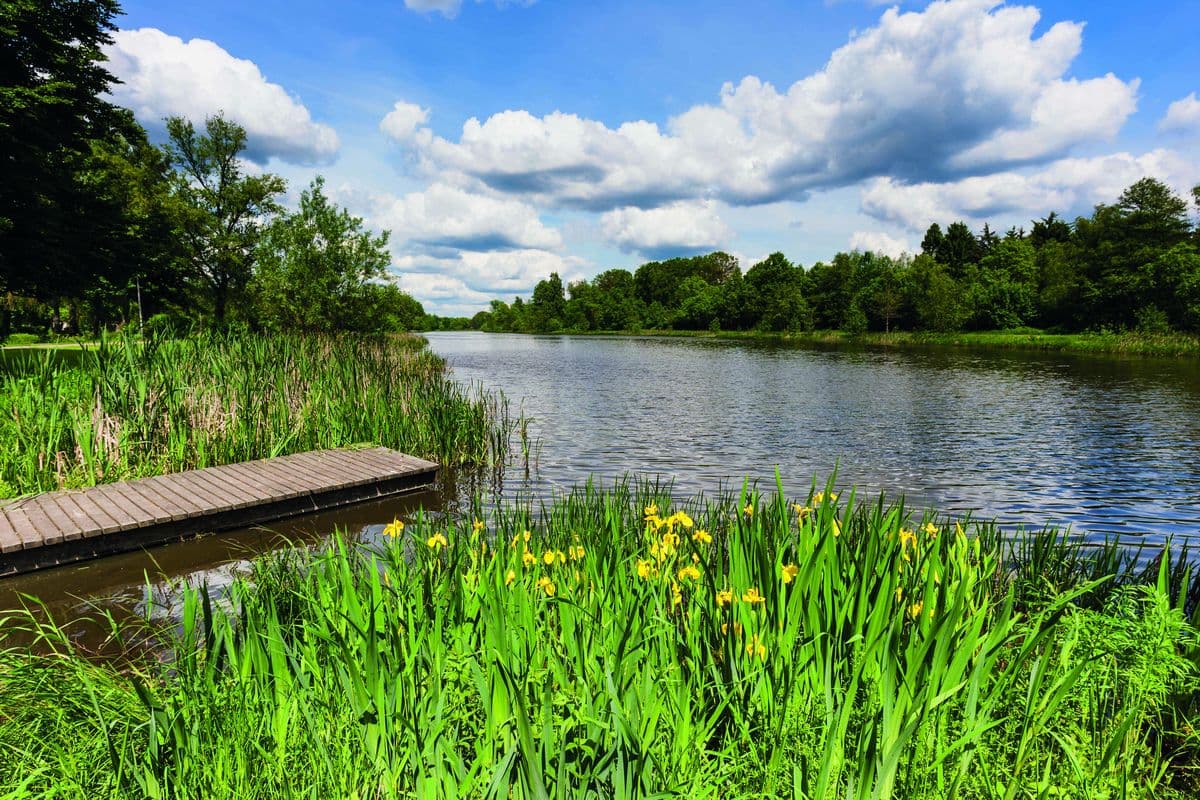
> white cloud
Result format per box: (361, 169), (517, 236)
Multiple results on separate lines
(394, 0), (1136, 211)
(404, 0), (462, 16)
(380, 101), (431, 143)
(391, 248), (588, 314)
(600, 201), (732, 258)
(860, 149), (1200, 230)
(1159, 93), (1200, 135)
(848, 231), (912, 258)
(352, 182), (562, 252)
(105, 28), (339, 165)
(403, 0), (536, 19)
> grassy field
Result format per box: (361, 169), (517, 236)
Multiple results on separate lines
(0, 332), (511, 500)
(546, 328), (1200, 357)
(2, 480), (1197, 798)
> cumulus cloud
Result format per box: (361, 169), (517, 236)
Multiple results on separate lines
(380, 101), (431, 143)
(848, 231), (912, 258)
(860, 149), (1200, 230)
(104, 28), (339, 165)
(391, 0), (1136, 211)
(391, 248), (588, 314)
(353, 182), (562, 252)
(600, 201), (732, 258)
(1159, 93), (1200, 135)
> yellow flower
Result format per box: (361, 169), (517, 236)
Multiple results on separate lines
(426, 532), (448, 550)
(743, 503), (754, 517)
(909, 602), (924, 620)
(722, 621), (744, 637)
(923, 522), (938, 538)
(644, 503), (659, 519)
(672, 511), (694, 529)
(382, 519), (405, 537)
(814, 491), (839, 504)
(671, 582), (683, 608)
(832, 519), (841, 538)
(692, 529), (712, 544)
(793, 504), (812, 519)
(536, 576), (556, 597)
(637, 558), (655, 579)
(781, 563), (799, 584)
(716, 588), (734, 607)
(742, 587), (765, 604)
(505, 569), (516, 586)
(746, 634), (767, 660)
(569, 544), (586, 560)
(660, 530), (680, 556)
(691, 552), (700, 564)
(510, 530), (531, 548)
(677, 564), (701, 582)
(895, 586), (904, 603)
(522, 549), (537, 567)
(473, 518), (485, 534)
(898, 528), (916, 561)
(542, 549), (556, 566)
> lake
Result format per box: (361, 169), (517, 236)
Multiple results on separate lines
(4, 332), (1199, 618)
(426, 332), (1200, 545)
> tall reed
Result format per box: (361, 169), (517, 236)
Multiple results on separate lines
(2, 480), (1197, 798)
(0, 332), (512, 498)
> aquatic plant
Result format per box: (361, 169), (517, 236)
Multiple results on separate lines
(2, 479), (1197, 798)
(0, 332), (512, 498)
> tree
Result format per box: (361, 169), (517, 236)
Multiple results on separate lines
(920, 223), (945, 259)
(252, 177), (392, 331)
(529, 272), (566, 332)
(166, 115), (285, 325)
(0, 0), (123, 301)
(941, 221), (981, 278)
(1030, 212), (1071, 248)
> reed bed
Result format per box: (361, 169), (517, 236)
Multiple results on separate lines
(0, 332), (511, 499)
(2, 479), (1198, 798)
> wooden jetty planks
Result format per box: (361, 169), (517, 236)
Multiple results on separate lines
(0, 447), (439, 576)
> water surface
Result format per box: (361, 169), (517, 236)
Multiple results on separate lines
(426, 332), (1200, 545)
(4, 333), (1199, 618)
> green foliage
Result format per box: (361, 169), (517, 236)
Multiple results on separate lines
(251, 177), (410, 332)
(446, 179), (1200, 342)
(0, 331), (511, 496)
(166, 115), (286, 325)
(0, 0), (122, 296)
(2, 483), (1198, 797)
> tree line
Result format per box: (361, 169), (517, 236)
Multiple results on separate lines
(450, 179), (1200, 337)
(0, 0), (424, 340)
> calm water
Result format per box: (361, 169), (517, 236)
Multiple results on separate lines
(4, 333), (1200, 619)
(428, 332), (1200, 544)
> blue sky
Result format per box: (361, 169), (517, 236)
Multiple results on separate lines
(106, 0), (1200, 314)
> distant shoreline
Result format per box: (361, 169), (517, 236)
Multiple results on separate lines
(451, 328), (1200, 357)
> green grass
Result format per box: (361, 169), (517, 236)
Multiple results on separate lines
(539, 328), (1200, 357)
(2, 479), (1198, 798)
(0, 332), (512, 500)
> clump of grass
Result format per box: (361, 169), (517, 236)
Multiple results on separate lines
(1, 479), (1198, 798)
(0, 331), (512, 498)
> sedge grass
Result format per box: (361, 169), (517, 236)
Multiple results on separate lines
(1, 479), (1198, 798)
(0, 332), (512, 499)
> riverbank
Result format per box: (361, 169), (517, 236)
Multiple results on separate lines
(1, 480), (1197, 798)
(0, 332), (510, 500)
(500, 327), (1200, 357)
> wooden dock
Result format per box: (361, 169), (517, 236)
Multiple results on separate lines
(0, 448), (438, 576)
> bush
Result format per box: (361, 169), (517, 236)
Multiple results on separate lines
(3, 333), (41, 346)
